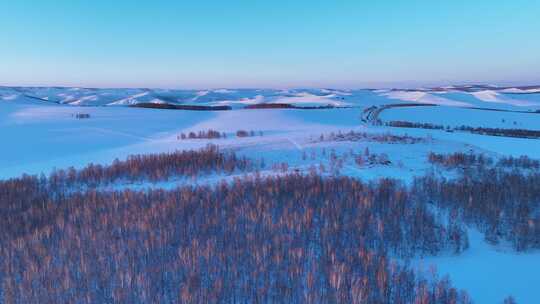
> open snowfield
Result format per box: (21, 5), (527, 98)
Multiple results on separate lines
(5, 100), (538, 178)
(1, 103), (493, 179)
(2, 86), (540, 303)
(416, 229), (540, 303)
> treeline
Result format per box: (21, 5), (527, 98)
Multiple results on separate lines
(428, 152), (540, 170)
(455, 125), (540, 139)
(244, 103), (341, 110)
(131, 103), (232, 111)
(48, 145), (253, 189)
(386, 120), (540, 139)
(386, 121), (445, 130)
(0, 174), (470, 303)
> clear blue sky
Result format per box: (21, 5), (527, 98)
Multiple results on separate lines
(1, 0), (539, 88)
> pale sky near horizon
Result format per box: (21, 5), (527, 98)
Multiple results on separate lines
(1, 1), (539, 89)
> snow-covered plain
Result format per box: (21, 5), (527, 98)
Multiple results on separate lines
(2, 85), (540, 303)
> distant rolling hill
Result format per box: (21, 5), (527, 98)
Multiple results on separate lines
(1, 85), (539, 110)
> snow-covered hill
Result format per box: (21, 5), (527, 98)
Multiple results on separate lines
(2, 84), (539, 110)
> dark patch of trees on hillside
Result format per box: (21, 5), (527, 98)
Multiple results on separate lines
(244, 103), (295, 109)
(386, 121), (445, 130)
(0, 173), (471, 303)
(236, 129), (263, 137)
(428, 152), (494, 168)
(74, 113), (91, 119)
(131, 103), (232, 111)
(386, 120), (540, 139)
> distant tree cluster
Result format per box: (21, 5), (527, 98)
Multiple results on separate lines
(297, 147), (392, 177)
(178, 129), (226, 140)
(176, 129), (263, 140)
(74, 113), (91, 119)
(236, 129), (262, 137)
(0, 173), (471, 303)
(356, 148), (391, 167)
(386, 121), (445, 130)
(386, 120), (540, 139)
(428, 152), (494, 168)
(316, 130), (424, 144)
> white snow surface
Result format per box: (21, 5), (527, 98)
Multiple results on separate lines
(471, 90), (540, 106)
(416, 229), (540, 304)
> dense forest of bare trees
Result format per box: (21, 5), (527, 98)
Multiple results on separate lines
(414, 169), (540, 251)
(2, 148), (535, 302)
(419, 152), (540, 251)
(0, 174), (470, 303)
